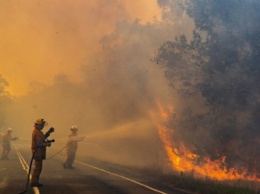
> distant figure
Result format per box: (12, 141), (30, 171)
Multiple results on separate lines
(31, 118), (54, 187)
(1, 128), (18, 160)
(63, 126), (85, 169)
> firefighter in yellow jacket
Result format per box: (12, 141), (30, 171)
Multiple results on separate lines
(1, 128), (18, 160)
(63, 126), (85, 169)
(31, 118), (54, 187)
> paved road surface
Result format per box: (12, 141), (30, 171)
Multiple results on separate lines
(0, 141), (190, 194)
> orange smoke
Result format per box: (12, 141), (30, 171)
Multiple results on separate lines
(150, 99), (260, 182)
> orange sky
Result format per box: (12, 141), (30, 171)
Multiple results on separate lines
(0, 0), (161, 96)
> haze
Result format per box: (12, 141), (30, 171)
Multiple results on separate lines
(0, 0), (194, 169)
(0, 0), (162, 96)
(1, 0), (259, 186)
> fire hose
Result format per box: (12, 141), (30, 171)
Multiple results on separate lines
(18, 127), (55, 194)
(18, 130), (84, 193)
(46, 145), (67, 160)
(45, 136), (85, 160)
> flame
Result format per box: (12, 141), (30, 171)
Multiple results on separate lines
(150, 99), (260, 182)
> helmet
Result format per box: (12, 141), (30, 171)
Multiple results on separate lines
(70, 125), (78, 131)
(7, 128), (12, 133)
(35, 118), (45, 125)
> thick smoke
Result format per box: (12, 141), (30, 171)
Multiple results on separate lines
(2, 6), (194, 169)
(156, 0), (260, 177)
(3, 0), (258, 180)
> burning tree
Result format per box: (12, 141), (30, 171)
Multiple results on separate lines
(154, 0), (260, 181)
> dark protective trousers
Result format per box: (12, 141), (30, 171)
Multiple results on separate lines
(31, 160), (43, 184)
(64, 151), (76, 168)
(1, 145), (11, 159)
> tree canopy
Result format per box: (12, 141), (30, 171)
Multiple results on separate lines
(156, 0), (260, 175)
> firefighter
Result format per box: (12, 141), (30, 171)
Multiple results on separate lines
(1, 128), (18, 160)
(63, 126), (85, 169)
(31, 118), (53, 187)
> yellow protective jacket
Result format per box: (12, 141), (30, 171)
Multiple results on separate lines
(31, 128), (49, 160)
(66, 133), (83, 154)
(2, 132), (16, 148)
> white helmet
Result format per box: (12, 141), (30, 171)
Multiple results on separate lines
(7, 128), (12, 133)
(70, 125), (78, 132)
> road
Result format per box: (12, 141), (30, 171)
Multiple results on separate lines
(0, 140), (190, 194)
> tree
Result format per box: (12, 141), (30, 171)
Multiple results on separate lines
(0, 74), (10, 128)
(155, 0), (260, 175)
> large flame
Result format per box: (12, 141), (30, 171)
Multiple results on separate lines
(150, 99), (259, 182)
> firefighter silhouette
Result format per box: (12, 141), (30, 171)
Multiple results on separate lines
(1, 128), (18, 160)
(63, 126), (85, 169)
(31, 118), (54, 187)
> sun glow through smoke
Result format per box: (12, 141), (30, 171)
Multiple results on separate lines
(0, 0), (161, 96)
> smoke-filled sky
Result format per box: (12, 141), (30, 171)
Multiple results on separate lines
(0, 0), (196, 169)
(0, 0), (163, 96)
(1, 0), (259, 182)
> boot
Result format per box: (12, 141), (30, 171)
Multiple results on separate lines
(62, 163), (67, 169)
